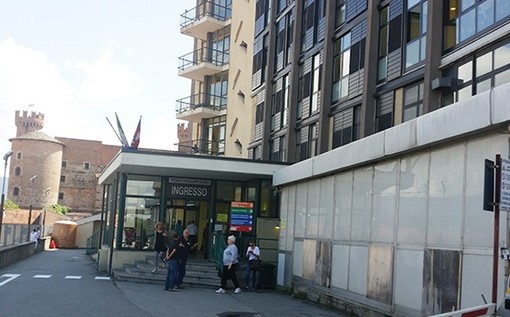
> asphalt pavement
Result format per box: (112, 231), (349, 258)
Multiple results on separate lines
(0, 249), (346, 317)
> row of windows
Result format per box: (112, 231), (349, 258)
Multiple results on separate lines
(12, 161), (91, 176)
(11, 186), (64, 200)
(255, 0), (510, 163)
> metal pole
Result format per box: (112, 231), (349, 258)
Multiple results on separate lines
(27, 175), (38, 241)
(492, 154), (501, 304)
(0, 151), (13, 244)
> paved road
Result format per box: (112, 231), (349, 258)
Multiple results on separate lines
(0, 249), (346, 317)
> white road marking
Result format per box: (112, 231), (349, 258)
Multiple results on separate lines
(65, 276), (82, 279)
(33, 275), (52, 279)
(94, 276), (111, 280)
(0, 274), (21, 287)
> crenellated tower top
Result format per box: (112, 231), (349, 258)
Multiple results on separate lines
(15, 110), (45, 137)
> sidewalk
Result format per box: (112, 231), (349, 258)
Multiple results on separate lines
(116, 279), (345, 317)
(3, 248), (346, 316)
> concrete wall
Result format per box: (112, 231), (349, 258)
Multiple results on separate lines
(275, 82), (510, 317)
(0, 239), (46, 270)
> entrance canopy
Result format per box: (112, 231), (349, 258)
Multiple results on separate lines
(98, 149), (288, 185)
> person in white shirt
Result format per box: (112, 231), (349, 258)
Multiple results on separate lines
(245, 240), (260, 289)
(30, 228), (39, 249)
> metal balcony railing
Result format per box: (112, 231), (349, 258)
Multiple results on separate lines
(180, 0), (232, 29)
(178, 47), (229, 72)
(176, 138), (226, 156)
(176, 92), (227, 114)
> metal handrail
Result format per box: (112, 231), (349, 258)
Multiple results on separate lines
(86, 231), (100, 255)
(211, 232), (227, 272)
(175, 92), (227, 114)
(180, 0), (232, 29)
(178, 47), (230, 71)
(175, 138), (226, 156)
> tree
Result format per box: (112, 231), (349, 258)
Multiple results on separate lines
(4, 199), (19, 210)
(49, 203), (70, 215)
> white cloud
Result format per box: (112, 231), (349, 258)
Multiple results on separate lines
(0, 38), (149, 155)
(66, 41), (145, 104)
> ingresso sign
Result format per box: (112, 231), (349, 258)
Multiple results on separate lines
(167, 177), (211, 201)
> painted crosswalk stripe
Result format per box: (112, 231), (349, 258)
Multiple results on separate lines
(33, 275), (52, 279)
(0, 274), (20, 287)
(94, 276), (111, 280)
(65, 276), (82, 279)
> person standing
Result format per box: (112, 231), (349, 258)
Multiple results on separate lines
(174, 220), (183, 237)
(177, 229), (196, 288)
(152, 221), (168, 273)
(245, 240), (260, 289)
(30, 228), (39, 249)
(186, 221), (198, 255)
(216, 235), (241, 294)
(164, 233), (180, 292)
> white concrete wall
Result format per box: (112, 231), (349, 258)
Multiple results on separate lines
(276, 82), (510, 316)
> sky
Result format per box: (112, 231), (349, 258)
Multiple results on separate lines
(0, 1), (194, 162)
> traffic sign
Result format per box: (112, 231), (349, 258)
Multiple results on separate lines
(230, 201), (254, 233)
(501, 159), (510, 212)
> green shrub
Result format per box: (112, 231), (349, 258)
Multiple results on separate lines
(49, 203), (70, 215)
(4, 199), (19, 210)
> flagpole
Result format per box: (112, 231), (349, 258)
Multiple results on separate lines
(106, 117), (123, 144)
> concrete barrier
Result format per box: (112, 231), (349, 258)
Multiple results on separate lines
(0, 237), (48, 269)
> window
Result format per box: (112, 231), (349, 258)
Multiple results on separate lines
(443, 40), (510, 105)
(15, 166), (21, 176)
(310, 53), (322, 113)
(211, 32), (230, 66)
(376, 91), (394, 132)
(209, 72), (229, 108)
(60, 175), (66, 183)
(332, 33), (351, 102)
(255, 0), (270, 36)
(270, 136), (287, 162)
(256, 101), (265, 124)
(62, 160), (67, 168)
(204, 115), (226, 156)
(405, 0), (427, 68)
(83, 162), (90, 170)
(444, 0), (510, 50)
(332, 106), (360, 148)
(335, 0), (346, 27)
(378, 6), (389, 80)
(58, 193), (64, 200)
(16, 152), (21, 159)
(301, 0), (327, 52)
(13, 187), (19, 196)
(295, 124), (318, 162)
(403, 82), (424, 121)
(271, 75), (289, 132)
(252, 35), (268, 90)
(274, 12), (294, 71)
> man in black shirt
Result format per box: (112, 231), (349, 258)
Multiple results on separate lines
(176, 229), (197, 288)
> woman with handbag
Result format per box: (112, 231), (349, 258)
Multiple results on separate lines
(245, 240), (260, 289)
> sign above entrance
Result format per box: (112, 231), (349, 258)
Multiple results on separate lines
(230, 201), (254, 233)
(167, 177), (211, 201)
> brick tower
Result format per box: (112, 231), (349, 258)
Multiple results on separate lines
(15, 110), (44, 137)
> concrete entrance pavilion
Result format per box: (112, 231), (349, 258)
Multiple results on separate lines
(96, 149), (288, 273)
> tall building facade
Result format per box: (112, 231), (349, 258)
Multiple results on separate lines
(252, 1), (510, 316)
(176, 0), (255, 158)
(249, 0), (510, 163)
(8, 110), (120, 214)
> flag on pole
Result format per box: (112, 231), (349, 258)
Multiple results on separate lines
(115, 113), (130, 148)
(130, 116), (141, 149)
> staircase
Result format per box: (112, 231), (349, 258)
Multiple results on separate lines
(113, 255), (222, 288)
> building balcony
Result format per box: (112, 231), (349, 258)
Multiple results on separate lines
(175, 138), (225, 157)
(180, 0), (232, 40)
(178, 47), (229, 81)
(176, 93), (227, 122)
